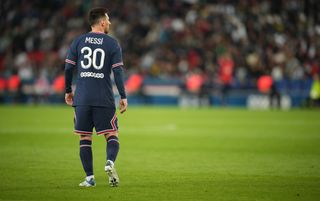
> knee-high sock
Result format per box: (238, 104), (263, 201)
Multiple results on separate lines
(80, 140), (93, 176)
(107, 136), (119, 162)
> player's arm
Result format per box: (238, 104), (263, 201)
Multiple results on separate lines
(65, 67), (73, 106)
(64, 39), (78, 106)
(111, 41), (127, 113)
(113, 67), (127, 113)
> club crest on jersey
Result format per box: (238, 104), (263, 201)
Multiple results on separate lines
(85, 37), (103, 45)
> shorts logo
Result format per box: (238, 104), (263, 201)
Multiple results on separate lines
(80, 72), (104, 79)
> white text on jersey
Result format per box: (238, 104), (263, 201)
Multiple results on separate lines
(85, 37), (103, 45)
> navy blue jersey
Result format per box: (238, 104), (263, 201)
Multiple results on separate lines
(65, 32), (126, 108)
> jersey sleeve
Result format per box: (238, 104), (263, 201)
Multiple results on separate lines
(111, 41), (126, 99)
(64, 39), (78, 93)
(111, 41), (124, 69)
(65, 39), (78, 69)
(113, 67), (126, 99)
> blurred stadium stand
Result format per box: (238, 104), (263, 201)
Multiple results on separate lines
(0, 0), (319, 107)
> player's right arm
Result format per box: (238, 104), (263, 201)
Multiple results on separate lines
(113, 67), (127, 113)
(64, 39), (78, 106)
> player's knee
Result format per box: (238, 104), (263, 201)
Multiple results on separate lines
(80, 135), (92, 141)
(104, 132), (118, 140)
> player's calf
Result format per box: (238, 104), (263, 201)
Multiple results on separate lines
(79, 135), (94, 187)
(106, 134), (119, 162)
(105, 134), (120, 187)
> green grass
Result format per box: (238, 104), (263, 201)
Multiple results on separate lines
(0, 105), (319, 201)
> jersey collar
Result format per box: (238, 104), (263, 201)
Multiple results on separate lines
(90, 31), (105, 34)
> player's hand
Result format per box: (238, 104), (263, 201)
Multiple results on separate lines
(119, 98), (128, 114)
(65, 92), (74, 106)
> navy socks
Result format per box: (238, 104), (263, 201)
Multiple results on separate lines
(80, 140), (93, 176)
(79, 136), (119, 177)
(107, 136), (119, 162)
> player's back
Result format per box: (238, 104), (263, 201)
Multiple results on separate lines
(69, 32), (122, 107)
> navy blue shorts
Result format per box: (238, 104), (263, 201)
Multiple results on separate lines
(74, 106), (118, 136)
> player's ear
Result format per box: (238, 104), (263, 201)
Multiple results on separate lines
(99, 18), (105, 26)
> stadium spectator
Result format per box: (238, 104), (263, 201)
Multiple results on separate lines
(0, 0), (319, 104)
(218, 52), (234, 104)
(125, 73), (144, 95)
(257, 75), (281, 108)
(0, 76), (6, 103)
(309, 73), (320, 107)
(7, 70), (21, 103)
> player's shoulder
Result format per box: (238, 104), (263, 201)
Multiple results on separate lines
(104, 34), (120, 47)
(70, 33), (87, 46)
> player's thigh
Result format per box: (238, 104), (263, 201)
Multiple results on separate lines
(74, 106), (94, 135)
(92, 107), (118, 136)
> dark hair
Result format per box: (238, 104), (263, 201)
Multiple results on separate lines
(88, 7), (108, 26)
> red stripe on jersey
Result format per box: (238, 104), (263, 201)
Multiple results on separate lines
(97, 114), (117, 135)
(112, 62), (124, 68)
(74, 130), (92, 135)
(65, 59), (76, 65)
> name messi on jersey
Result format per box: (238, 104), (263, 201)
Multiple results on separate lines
(85, 37), (103, 45)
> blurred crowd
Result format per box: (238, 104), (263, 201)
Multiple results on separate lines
(0, 0), (319, 103)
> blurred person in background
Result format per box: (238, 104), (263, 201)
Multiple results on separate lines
(309, 73), (320, 107)
(51, 72), (65, 103)
(218, 52), (234, 105)
(7, 70), (21, 103)
(257, 75), (281, 108)
(0, 76), (6, 103)
(0, 0), (319, 106)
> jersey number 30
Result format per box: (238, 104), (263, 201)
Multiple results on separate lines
(80, 47), (105, 70)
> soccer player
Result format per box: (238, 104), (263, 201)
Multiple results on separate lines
(64, 7), (127, 187)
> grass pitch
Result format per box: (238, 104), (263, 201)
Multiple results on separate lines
(0, 106), (319, 201)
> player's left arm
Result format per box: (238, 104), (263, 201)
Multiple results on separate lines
(111, 41), (127, 113)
